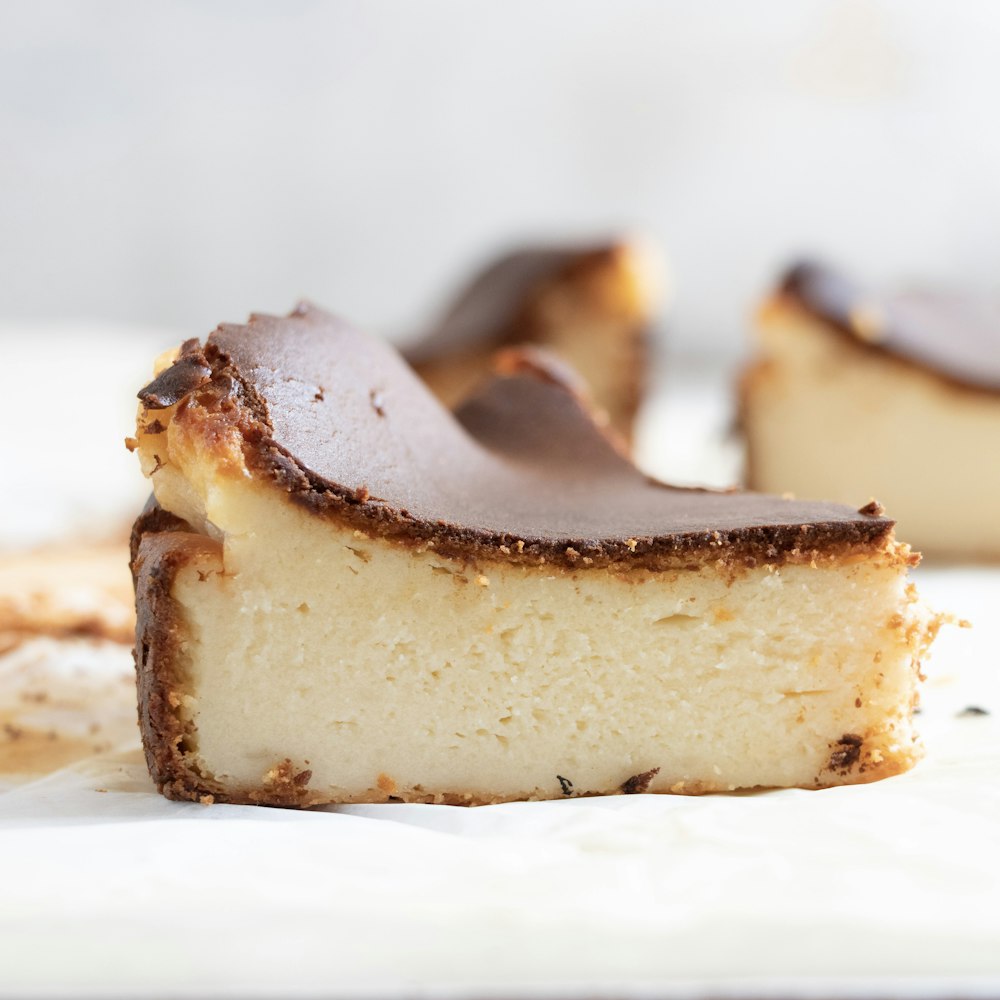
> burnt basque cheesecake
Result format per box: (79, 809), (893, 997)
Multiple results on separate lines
(743, 261), (1000, 558)
(404, 239), (664, 443)
(129, 303), (941, 807)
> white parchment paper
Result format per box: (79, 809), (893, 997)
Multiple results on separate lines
(1, 568), (998, 999)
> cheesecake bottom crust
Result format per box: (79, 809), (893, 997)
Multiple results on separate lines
(132, 480), (937, 808)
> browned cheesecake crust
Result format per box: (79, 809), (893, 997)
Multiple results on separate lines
(136, 305), (898, 573)
(404, 242), (658, 442)
(780, 260), (1000, 397)
(132, 507), (224, 804)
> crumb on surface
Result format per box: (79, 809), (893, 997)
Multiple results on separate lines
(621, 766), (661, 794)
(858, 499), (886, 517)
(827, 733), (864, 772)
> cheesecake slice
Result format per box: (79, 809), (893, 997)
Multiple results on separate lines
(743, 261), (1000, 558)
(404, 239), (664, 443)
(130, 304), (940, 807)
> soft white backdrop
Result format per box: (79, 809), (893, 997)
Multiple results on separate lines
(1, 0), (999, 353)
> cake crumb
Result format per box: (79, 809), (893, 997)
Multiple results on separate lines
(556, 774), (573, 796)
(621, 766), (660, 794)
(828, 733), (863, 772)
(858, 499), (886, 517)
(958, 705), (990, 717)
(199, 794), (215, 805)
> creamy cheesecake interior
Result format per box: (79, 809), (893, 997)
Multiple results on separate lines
(131, 307), (939, 806)
(139, 475), (930, 804)
(745, 287), (1000, 559)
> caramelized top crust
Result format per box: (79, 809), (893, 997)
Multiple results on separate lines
(781, 261), (1000, 395)
(138, 304), (899, 570)
(403, 243), (648, 365)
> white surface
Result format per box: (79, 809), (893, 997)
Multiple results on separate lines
(0, 574), (997, 999)
(2, 1), (1000, 354)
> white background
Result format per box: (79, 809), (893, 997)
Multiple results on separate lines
(2, 0), (999, 355)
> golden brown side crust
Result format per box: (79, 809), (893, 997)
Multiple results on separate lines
(132, 513), (219, 801)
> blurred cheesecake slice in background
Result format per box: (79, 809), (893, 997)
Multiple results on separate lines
(742, 261), (1000, 558)
(404, 238), (666, 443)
